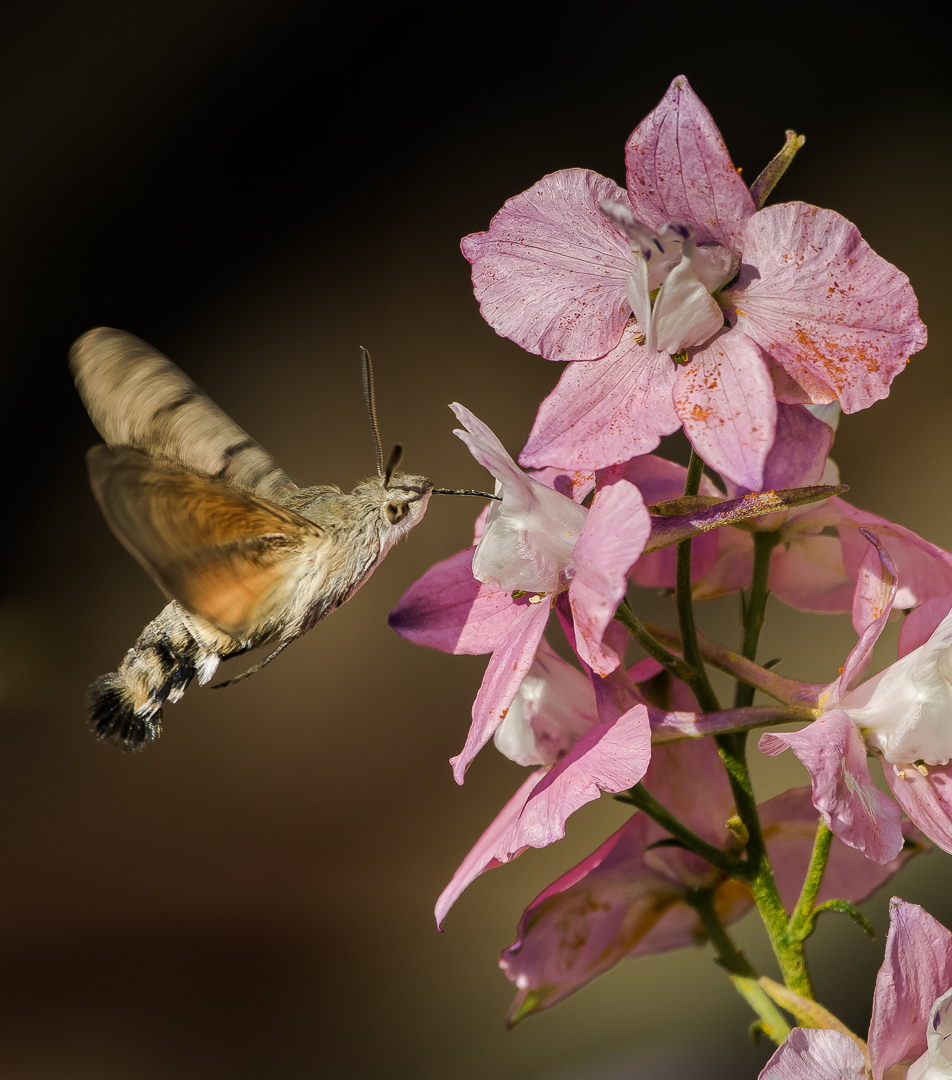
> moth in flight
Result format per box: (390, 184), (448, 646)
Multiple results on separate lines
(73, 328), (487, 750)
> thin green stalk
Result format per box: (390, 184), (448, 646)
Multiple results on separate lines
(789, 821), (834, 941)
(686, 889), (791, 1046)
(614, 599), (694, 685)
(619, 784), (747, 879)
(674, 452), (720, 713)
(735, 530), (782, 708)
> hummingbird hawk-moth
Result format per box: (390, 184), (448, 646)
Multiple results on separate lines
(73, 327), (487, 751)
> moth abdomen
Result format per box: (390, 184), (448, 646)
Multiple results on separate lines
(86, 672), (162, 751)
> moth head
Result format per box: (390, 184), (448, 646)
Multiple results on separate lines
(356, 471), (433, 538)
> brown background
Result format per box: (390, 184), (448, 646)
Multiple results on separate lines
(0, 4), (949, 1077)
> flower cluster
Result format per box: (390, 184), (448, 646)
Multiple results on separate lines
(390, 74), (943, 1066)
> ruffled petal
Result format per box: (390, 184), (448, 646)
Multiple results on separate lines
(868, 898), (952, 1079)
(461, 168), (634, 360)
(674, 330), (777, 490)
(625, 75), (755, 256)
(729, 203), (927, 413)
(519, 329), (680, 470)
(759, 712), (904, 864)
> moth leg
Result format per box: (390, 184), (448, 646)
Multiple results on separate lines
(211, 638), (293, 689)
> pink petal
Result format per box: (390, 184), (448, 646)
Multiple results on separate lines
(759, 787), (922, 912)
(434, 768), (545, 930)
(519, 329), (680, 470)
(769, 535), (853, 613)
(885, 762), (952, 855)
(388, 547), (520, 654)
(674, 330), (777, 490)
(693, 525), (754, 601)
(765, 352), (816, 405)
(759, 1028), (867, 1080)
(513, 702), (652, 846)
(730, 203), (927, 413)
(461, 168), (634, 361)
(868, 898), (952, 1079)
(835, 530), (898, 696)
(759, 712), (904, 864)
(643, 737), (733, 847)
(625, 75), (755, 256)
(450, 599), (551, 783)
(525, 466), (595, 502)
(569, 474), (652, 675)
(758, 402), (835, 492)
(500, 814), (680, 1021)
(901, 596), (952, 658)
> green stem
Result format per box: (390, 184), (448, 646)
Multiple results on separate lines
(687, 889), (791, 1046)
(735, 530), (782, 708)
(715, 527), (814, 998)
(619, 784), (747, 879)
(614, 599), (695, 685)
(675, 450), (720, 713)
(789, 821), (834, 941)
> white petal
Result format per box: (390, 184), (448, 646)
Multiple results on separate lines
(651, 248), (724, 354)
(907, 986), (952, 1080)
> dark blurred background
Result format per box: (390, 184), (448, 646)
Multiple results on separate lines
(0, 4), (949, 1077)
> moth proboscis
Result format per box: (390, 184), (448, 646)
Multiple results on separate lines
(74, 327), (493, 751)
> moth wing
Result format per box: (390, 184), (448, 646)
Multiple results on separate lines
(71, 327), (299, 505)
(88, 446), (329, 639)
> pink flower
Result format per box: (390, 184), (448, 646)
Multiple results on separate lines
(462, 76), (925, 489)
(760, 532), (952, 863)
(497, 737), (921, 1026)
(760, 899), (952, 1080)
(388, 407), (652, 783)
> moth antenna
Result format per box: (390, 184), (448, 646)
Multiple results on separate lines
(432, 488), (502, 500)
(360, 346), (384, 478)
(383, 443), (404, 488)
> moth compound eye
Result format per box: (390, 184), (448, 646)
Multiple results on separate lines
(386, 501), (409, 524)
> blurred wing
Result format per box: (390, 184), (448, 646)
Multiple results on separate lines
(88, 446), (328, 639)
(71, 327), (299, 504)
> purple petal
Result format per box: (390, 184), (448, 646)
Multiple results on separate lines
(643, 737), (734, 847)
(569, 474), (652, 675)
(625, 75), (755, 256)
(868, 898), (952, 1079)
(461, 168), (634, 361)
(758, 402), (835, 492)
(435, 768), (545, 929)
(450, 600), (551, 783)
(759, 787), (923, 912)
(519, 329), (680, 470)
(759, 1028), (867, 1080)
(759, 712), (904, 864)
(388, 547), (520, 654)
(674, 330), (777, 490)
(693, 526), (754, 601)
(500, 814), (678, 1021)
(885, 762), (952, 855)
(730, 203), (927, 413)
(900, 596), (952, 658)
(768, 535), (853, 613)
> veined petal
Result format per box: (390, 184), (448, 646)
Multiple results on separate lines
(625, 75), (755, 256)
(759, 712), (904, 864)
(674, 330), (777, 490)
(461, 168), (634, 360)
(868, 899), (952, 1080)
(906, 987), (952, 1080)
(759, 1028), (867, 1080)
(569, 474), (651, 675)
(451, 600), (551, 784)
(729, 203), (927, 413)
(758, 402), (835, 492)
(388, 547), (521, 654)
(519, 329), (680, 471)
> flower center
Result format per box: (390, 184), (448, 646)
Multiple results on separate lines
(600, 201), (733, 357)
